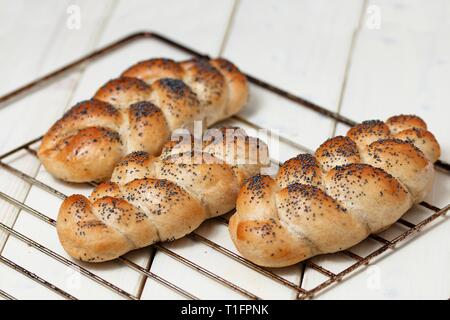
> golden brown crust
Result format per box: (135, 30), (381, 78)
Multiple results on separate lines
(110, 151), (157, 184)
(39, 58), (248, 183)
(363, 139), (433, 202)
(121, 58), (184, 84)
(90, 181), (122, 202)
(39, 127), (123, 182)
(39, 99), (122, 151)
(394, 128), (441, 162)
(127, 101), (170, 155)
(324, 163), (412, 232)
(149, 78), (202, 131)
(235, 175), (279, 221)
(92, 196), (159, 248)
(229, 114), (439, 268)
(209, 58), (248, 117)
(315, 136), (360, 172)
(276, 183), (368, 253)
(57, 195), (133, 262)
(155, 161), (239, 217)
(347, 120), (391, 151)
(386, 114), (427, 134)
(275, 154), (323, 189)
(202, 127), (270, 185)
(94, 77), (152, 110)
(120, 178), (206, 242)
(181, 58), (227, 125)
(229, 217), (315, 268)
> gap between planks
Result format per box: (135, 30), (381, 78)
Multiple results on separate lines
(331, 0), (368, 136)
(218, 0), (308, 296)
(297, 0), (368, 291)
(218, 0), (241, 57)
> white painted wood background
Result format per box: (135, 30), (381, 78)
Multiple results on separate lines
(0, 0), (449, 299)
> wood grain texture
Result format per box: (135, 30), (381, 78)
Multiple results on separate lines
(0, 0), (449, 299)
(337, 0), (450, 162)
(0, 0), (239, 299)
(302, 0), (450, 299)
(0, 0), (114, 248)
(222, 0), (364, 151)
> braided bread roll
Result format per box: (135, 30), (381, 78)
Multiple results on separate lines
(38, 58), (248, 183)
(229, 115), (441, 267)
(57, 128), (268, 262)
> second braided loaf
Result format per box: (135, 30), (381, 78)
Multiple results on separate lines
(57, 127), (268, 262)
(229, 115), (440, 267)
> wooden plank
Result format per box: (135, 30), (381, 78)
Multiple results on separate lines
(303, 0), (450, 299)
(97, 0), (236, 52)
(222, 0), (365, 151)
(1, 0), (239, 300)
(0, 0), (68, 239)
(336, 0), (450, 162)
(0, 0), (119, 298)
(0, 0), (115, 233)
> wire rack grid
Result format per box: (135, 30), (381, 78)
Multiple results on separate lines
(0, 31), (449, 300)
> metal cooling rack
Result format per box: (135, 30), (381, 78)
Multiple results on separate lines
(0, 31), (449, 300)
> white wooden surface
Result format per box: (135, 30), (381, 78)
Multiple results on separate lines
(0, 0), (449, 299)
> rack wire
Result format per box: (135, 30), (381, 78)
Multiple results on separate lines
(0, 31), (449, 300)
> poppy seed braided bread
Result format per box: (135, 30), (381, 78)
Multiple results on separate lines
(229, 115), (440, 267)
(57, 127), (268, 262)
(39, 58), (248, 182)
